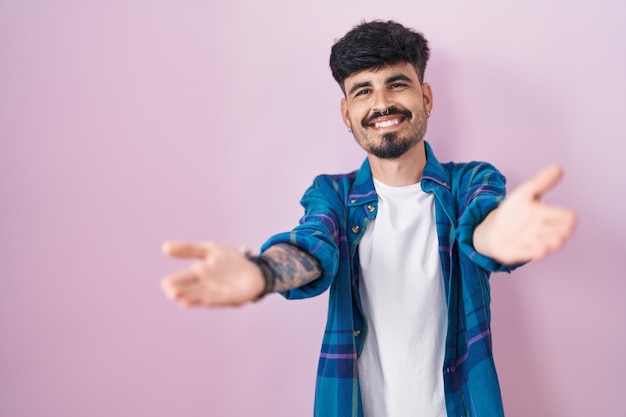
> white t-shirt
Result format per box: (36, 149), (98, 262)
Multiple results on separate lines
(357, 178), (448, 417)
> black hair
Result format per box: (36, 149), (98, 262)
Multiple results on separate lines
(329, 20), (430, 92)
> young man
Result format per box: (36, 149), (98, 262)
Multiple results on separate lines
(161, 20), (576, 417)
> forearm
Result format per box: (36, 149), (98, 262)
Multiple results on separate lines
(257, 243), (322, 293)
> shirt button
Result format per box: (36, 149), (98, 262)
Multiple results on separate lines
(351, 225), (360, 233)
(367, 205), (375, 212)
(353, 330), (361, 337)
(350, 198), (357, 203)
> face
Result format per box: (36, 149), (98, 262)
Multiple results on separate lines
(340, 62), (433, 159)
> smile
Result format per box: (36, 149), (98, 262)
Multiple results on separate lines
(368, 116), (406, 130)
(374, 118), (401, 128)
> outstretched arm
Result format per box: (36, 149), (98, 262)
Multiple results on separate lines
(473, 165), (577, 265)
(161, 242), (322, 308)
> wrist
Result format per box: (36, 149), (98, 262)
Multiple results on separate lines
(246, 254), (276, 301)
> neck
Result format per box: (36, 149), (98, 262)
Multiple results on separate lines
(367, 141), (427, 187)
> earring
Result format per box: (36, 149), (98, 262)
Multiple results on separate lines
(348, 128), (352, 133)
(427, 111), (431, 119)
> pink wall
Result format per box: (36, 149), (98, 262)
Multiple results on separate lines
(1, 1), (624, 416)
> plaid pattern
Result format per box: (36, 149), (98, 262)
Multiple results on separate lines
(262, 142), (516, 417)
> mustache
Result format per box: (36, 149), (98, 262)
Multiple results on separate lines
(362, 107), (412, 127)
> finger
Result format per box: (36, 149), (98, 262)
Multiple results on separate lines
(163, 269), (200, 288)
(169, 290), (204, 308)
(161, 269), (200, 298)
(174, 289), (205, 307)
(529, 233), (567, 261)
(535, 205), (578, 234)
(536, 203), (575, 221)
(170, 279), (225, 308)
(526, 165), (564, 198)
(527, 217), (576, 261)
(179, 299), (203, 309)
(162, 241), (210, 259)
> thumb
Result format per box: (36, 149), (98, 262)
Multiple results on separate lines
(523, 164), (564, 198)
(162, 241), (210, 259)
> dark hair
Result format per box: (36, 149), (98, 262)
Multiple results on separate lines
(329, 20), (430, 92)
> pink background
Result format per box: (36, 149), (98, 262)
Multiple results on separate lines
(1, 1), (624, 416)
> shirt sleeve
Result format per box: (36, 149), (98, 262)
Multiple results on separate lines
(260, 175), (344, 299)
(454, 162), (521, 273)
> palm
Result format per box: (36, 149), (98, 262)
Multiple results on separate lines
(161, 241), (265, 308)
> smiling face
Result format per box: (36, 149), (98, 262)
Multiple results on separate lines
(340, 62), (433, 160)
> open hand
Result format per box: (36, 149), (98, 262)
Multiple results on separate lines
(161, 241), (265, 308)
(473, 165), (577, 265)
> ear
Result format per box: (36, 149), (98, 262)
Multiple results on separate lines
(421, 82), (434, 114)
(340, 98), (352, 131)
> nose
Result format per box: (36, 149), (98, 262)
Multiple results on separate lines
(370, 89), (393, 114)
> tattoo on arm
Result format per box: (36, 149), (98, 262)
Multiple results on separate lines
(261, 243), (322, 292)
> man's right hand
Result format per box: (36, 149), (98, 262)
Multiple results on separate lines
(161, 241), (265, 308)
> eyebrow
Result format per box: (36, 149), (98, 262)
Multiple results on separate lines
(348, 81), (372, 96)
(347, 73), (415, 96)
(386, 74), (413, 84)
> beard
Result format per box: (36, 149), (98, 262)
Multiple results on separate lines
(368, 131), (417, 159)
(359, 107), (428, 160)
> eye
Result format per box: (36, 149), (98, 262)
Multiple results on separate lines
(391, 83), (407, 89)
(354, 89), (370, 97)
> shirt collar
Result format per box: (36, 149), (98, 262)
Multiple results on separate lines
(348, 141), (451, 207)
(421, 141), (452, 192)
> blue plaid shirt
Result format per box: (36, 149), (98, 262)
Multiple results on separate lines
(262, 142), (516, 417)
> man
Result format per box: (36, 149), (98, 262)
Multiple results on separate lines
(161, 20), (576, 417)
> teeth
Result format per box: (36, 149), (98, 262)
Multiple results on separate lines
(374, 119), (400, 128)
